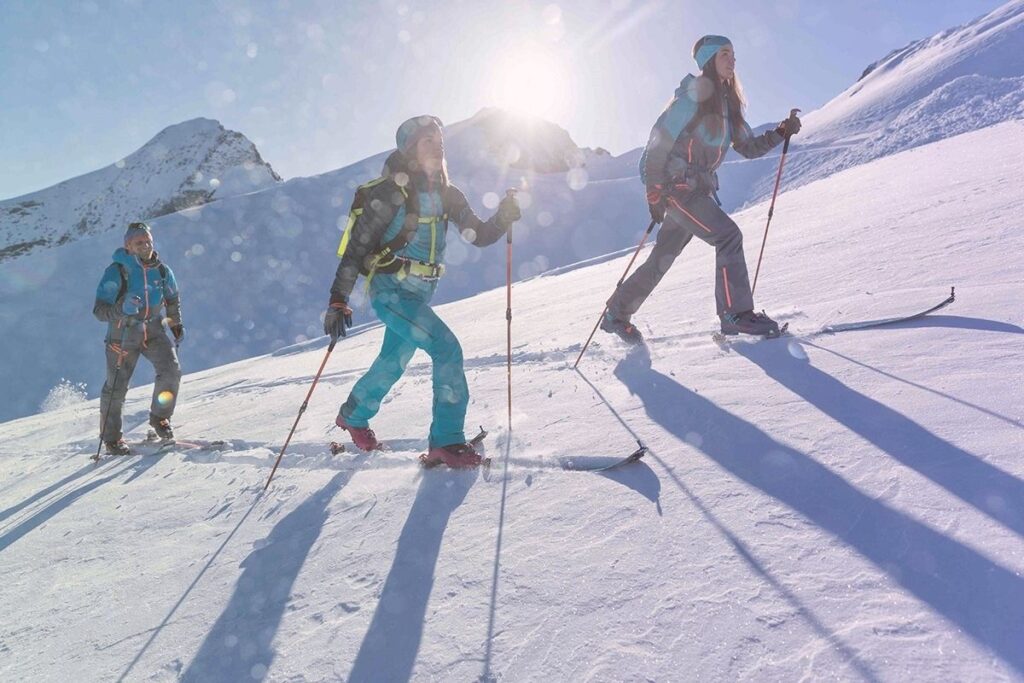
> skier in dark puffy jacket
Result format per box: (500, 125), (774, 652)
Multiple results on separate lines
(603, 34), (801, 343)
(324, 115), (521, 468)
(93, 222), (184, 454)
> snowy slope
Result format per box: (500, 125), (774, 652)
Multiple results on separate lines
(1, 121), (1022, 682)
(0, 118), (280, 262)
(721, 0), (1024, 208)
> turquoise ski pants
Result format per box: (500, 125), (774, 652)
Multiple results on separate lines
(340, 282), (468, 448)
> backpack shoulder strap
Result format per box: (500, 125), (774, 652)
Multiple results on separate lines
(337, 177), (408, 260)
(115, 263), (128, 303)
(158, 263), (172, 299)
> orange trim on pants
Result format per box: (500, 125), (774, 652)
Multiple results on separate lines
(667, 197), (714, 233)
(722, 266), (733, 308)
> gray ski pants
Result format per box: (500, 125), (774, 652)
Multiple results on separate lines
(607, 193), (754, 320)
(100, 322), (181, 442)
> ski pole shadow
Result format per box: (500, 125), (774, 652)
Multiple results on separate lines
(481, 436), (513, 683)
(116, 489), (264, 682)
(573, 351), (663, 513)
(613, 359), (1024, 675)
(650, 445), (880, 681)
(734, 341), (1024, 539)
(806, 342), (1022, 431)
(0, 456), (161, 554)
(348, 469), (476, 683)
(180, 471), (355, 682)
(577, 364), (876, 678)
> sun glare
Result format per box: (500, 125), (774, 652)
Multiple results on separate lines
(490, 48), (568, 119)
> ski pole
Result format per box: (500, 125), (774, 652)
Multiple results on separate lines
(264, 338), (337, 490)
(94, 324), (129, 462)
(751, 108), (799, 298)
(573, 219), (657, 369)
(504, 189), (516, 434)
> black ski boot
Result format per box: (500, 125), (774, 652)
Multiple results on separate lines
(600, 311), (645, 345)
(105, 439), (131, 456)
(720, 310), (781, 337)
(150, 416), (174, 441)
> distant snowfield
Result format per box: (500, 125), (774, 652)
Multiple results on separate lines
(1, 122), (1023, 681)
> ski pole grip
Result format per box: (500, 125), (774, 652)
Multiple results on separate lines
(782, 108), (800, 154)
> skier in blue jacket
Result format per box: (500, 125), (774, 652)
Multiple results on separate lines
(603, 35), (801, 343)
(93, 222), (184, 454)
(324, 115), (521, 468)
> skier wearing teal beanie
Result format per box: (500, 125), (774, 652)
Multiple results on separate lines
(603, 35), (802, 342)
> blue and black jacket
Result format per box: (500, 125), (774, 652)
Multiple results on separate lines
(94, 247), (181, 342)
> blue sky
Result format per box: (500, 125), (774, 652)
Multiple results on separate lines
(0, 0), (1003, 200)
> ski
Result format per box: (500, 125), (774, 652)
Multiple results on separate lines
(483, 441), (648, 479)
(814, 286), (955, 335)
(140, 430), (230, 454)
(558, 442), (648, 472)
(91, 434), (230, 461)
(712, 287), (955, 346)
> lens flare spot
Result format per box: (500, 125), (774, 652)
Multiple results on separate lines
(567, 168), (588, 191)
(157, 391), (175, 406)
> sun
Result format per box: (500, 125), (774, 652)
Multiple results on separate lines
(489, 47), (568, 119)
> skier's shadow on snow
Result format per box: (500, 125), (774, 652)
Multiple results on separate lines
(181, 471), (353, 683)
(0, 455), (164, 554)
(347, 470), (476, 683)
(0, 462), (105, 527)
(735, 341), (1024, 539)
(613, 359), (1024, 675)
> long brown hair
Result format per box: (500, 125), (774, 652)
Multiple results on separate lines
(697, 58), (747, 138)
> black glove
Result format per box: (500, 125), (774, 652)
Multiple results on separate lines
(170, 324), (185, 343)
(646, 185), (666, 224)
(496, 192), (521, 225)
(324, 300), (354, 340)
(776, 111), (802, 138)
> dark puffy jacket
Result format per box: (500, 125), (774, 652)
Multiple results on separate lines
(330, 151), (513, 301)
